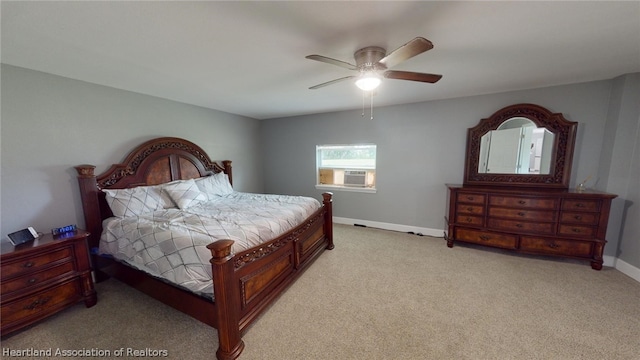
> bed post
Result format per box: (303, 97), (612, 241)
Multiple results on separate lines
(322, 192), (334, 250)
(208, 240), (245, 360)
(74, 165), (102, 248)
(222, 160), (232, 185)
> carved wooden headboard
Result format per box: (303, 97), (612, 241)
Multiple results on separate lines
(75, 137), (231, 250)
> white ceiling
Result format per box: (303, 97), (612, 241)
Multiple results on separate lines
(2, 1), (639, 120)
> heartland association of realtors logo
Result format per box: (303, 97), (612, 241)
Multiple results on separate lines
(2, 347), (168, 357)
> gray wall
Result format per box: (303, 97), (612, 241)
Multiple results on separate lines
(261, 75), (640, 267)
(2, 64), (637, 269)
(601, 73), (640, 268)
(1, 65), (263, 237)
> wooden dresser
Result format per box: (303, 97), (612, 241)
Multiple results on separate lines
(1, 230), (97, 336)
(445, 184), (617, 269)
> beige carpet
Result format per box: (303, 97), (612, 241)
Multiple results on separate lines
(2, 224), (639, 359)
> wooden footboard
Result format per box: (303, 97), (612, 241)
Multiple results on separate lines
(209, 193), (333, 360)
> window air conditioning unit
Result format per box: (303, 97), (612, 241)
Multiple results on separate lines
(344, 170), (367, 187)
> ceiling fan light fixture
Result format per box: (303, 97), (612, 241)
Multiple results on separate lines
(307, 37), (440, 91)
(355, 73), (381, 91)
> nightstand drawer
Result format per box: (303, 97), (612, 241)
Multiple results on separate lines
(1, 248), (72, 280)
(1, 280), (81, 325)
(1, 261), (75, 295)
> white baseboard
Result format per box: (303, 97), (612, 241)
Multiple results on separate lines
(611, 257), (640, 283)
(332, 217), (444, 237)
(603, 255), (616, 268)
(333, 217), (640, 284)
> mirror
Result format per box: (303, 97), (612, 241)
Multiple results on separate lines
(464, 104), (577, 188)
(478, 117), (555, 174)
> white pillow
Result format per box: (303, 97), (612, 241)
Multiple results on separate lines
(164, 178), (208, 209)
(196, 172), (233, 197)
(103, 186), (164, 218)
(151, 181), (182, 209)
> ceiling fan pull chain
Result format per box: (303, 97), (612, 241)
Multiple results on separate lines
(370, 91), (374, 120)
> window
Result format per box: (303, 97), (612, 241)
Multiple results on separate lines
(316, 144), (376, 192)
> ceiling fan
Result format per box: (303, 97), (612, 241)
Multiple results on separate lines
(306, 37), (442, 91)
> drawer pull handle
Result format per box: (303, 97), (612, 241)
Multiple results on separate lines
(466, 217), (473, 223)
(518, 212), (526, 217)
(24, 296), (51, 311)
(23, 261), (34, 268)
(467, 207), (473, 212)
(479, 235), (491, 241)
(547, 242), (560, 249)
(27, 278), (37, 284)
(574, 215), (582, 220)
(575, 203), (585, 208)
(518, 200), (526, 205)
(572, 228), (582, 233)
(516, 223), (523, 228)
(466, 196), (475, 201)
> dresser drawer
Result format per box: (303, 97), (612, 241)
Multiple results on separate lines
(456, 204), (485, 215)
(521, 236), (593, 257)
(455, 215), (483, 226)
(1, 262), (75, 295)
(560, 212), (599, 225)
(488, 207), (555, 221)
(1, 280), (81, 325)
(1, 248), (72, 280)
(561, 199), (601, 212)
(489, 196), (557, 209)
(558, 224), (596, 238)
(456, 193), (486, 204)
(455, 228), (517, 249)
(488, 219), (555, 234)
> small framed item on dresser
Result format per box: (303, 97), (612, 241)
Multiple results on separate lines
(1, 229), (97, 336)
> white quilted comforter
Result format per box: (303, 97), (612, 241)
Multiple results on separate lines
(100, 192), (321, 296)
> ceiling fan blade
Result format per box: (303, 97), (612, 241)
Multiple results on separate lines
(309, 76), (356, 89)
(305, 55), (358, 70)
(378, 37), (434, 69)
(384, 70), (442, 83)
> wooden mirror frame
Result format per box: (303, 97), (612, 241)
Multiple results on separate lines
(463, 103), (577, 189)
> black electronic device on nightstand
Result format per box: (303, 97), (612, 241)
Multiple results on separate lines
(7, 227), (39, 246)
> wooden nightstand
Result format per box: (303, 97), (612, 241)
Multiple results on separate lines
(0, 230), (97, 336)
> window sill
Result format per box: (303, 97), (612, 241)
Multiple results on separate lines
(315, 185), (377, 193)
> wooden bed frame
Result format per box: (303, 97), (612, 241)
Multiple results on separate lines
(74, 137), (334, 360)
